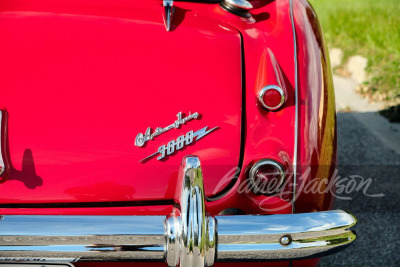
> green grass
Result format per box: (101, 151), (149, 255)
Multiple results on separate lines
(309, 0), (400, 102)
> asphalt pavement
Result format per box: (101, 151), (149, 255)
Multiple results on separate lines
(319, 76), (400, 266)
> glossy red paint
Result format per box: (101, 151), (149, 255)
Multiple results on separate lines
(0, 0), (336, 266)
(291, 0), (337, 213)
(0, 0), (243, 203)
(0, 0), (301, 214)
(0, 0), (337, 217)
(206, 0), (298, 214)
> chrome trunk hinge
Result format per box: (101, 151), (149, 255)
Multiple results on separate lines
(163, 0), (174, 31)
(220, 0), (253, 18)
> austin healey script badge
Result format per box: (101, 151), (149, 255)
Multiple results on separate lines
(135, 112), (199, 147)
(136, 112), (218, 163)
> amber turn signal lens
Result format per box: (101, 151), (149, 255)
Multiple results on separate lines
(258, 85), (285, 111)
(248, 159), (285, 195)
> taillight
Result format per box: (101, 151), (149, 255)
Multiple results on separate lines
(248, 159), (285, 195)
(258, 85), (285, 111)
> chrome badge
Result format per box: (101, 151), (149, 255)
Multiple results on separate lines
(139, 126), (218, 163)
(135, 112), (199, 147)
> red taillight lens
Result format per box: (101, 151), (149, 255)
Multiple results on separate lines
(258, 85), (285, 111)
(249, 160), (285, 195)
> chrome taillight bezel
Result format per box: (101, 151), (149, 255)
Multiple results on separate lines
(248, 159), (286, 195)
(258, 85), (285, 111)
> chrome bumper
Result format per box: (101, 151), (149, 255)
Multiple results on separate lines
(0, 156), (357, 266)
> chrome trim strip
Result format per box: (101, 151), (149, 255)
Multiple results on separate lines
(0, 260), (75, 264)
(216, 210), (356, 261)
(0, 215), (166, 261)
(0, 156), (357, 265)
(0, 110), (4, 176)
(217, 210), (356, 235)
(0, 215), (166, 236)
(289, 0), (299, 214)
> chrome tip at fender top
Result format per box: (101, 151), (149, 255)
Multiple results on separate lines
(0, 156), (356, 266)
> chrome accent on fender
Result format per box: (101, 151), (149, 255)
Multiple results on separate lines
(248, 159), (286, 195)
(0, 110), (4, 176)
(0, 156), (357, 265)
(289, 0), (299, 214)
(163, 0), (174, 32)
(257, 85), (285, 111)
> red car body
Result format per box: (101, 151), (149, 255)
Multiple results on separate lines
(0, 0), (352, 266)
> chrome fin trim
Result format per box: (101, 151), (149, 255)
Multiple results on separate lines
(289, 0), (299, 214)
(0, 110), (5, 176)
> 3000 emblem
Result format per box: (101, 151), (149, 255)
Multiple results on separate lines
(139, 126), (218, 162)
(158, 130), (194, 160)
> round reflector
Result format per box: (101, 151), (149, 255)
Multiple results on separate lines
(258, 85), (285, 111)
(248, 159), (285, 195)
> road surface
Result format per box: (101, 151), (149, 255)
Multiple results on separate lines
(319, 76), (400, 266)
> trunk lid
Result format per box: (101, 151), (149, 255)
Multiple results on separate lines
(0, 1), (242, 203)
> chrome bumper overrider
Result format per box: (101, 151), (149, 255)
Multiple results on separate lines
(0, 156), (357, 266)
